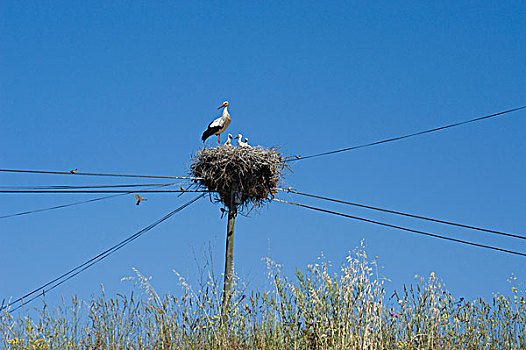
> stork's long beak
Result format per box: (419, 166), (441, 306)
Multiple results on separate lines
(217, 103), (226, 109)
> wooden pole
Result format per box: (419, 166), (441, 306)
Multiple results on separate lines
(221, 194), (237, 320)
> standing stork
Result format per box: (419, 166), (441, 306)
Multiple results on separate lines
(202, 101), (230, 144)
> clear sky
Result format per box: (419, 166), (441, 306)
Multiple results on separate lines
(1, 1), (525, 311)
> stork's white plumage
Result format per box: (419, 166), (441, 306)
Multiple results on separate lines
(202, 101), (231, 144)
(224, 133), (233, 146)
(236, 134), (249, 147)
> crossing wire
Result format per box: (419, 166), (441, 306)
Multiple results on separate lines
(273, 198), (526, 258)
(0, 183), (181, 220)
(280, 189), (526, 241)
(0, 168), (201, 180)
(1, 194), (205, 313)
(1, 192), (134, 219)
(286, 105), (526, 161)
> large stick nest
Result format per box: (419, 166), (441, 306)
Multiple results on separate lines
(191, 145), (288, 212)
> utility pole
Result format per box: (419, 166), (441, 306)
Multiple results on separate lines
(221, 190), (239, 320)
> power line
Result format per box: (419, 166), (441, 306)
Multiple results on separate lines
(273, 198), (526, 258)
(287, 105), (526, 161)
(0, 184), (180, 220)
(0, 192), (130, 219)
(1, 194), (205, 313)
(280, 189), (526, 241)
(0, 168), (201, 180)
(0, 189), (209, 194)
(0, 182), (188, 190)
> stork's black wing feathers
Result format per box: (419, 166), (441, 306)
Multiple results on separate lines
(202, 125), (222, 142)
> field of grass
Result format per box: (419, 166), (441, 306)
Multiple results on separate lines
(1, 244), (525, 349)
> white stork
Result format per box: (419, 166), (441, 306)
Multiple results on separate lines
(202, 101), (230, 144)
(224, 133), (233, 146)
(236, 134), (249, 147)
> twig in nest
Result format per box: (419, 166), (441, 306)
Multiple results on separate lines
(191, 145), (289, 213)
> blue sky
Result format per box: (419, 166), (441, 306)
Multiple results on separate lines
(1, 1), (525, 311)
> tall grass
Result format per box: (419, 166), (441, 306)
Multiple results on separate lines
(1, 244), (525, 349)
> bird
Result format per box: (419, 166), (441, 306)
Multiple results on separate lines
(202, 101), (230, 144)
(135, 194), (147, 206)
(69, 168), (77, 174)
(224, 133), (233, 146)
(243, 137), (251, 147)
(236, 134), (249, 147)
(177, 186), (187, 198)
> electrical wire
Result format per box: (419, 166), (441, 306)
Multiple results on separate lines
(1, 192), (131, 219)
(279, 188), (526, 241)
(0, 182), (188, 190)
(0, 190), (210, 194)
(286, 105), (526, 161)
(1, 194), (205, 313)
(0, 168), (201, 180)
(273, 198), (526, 258)
(0, 183), (181, 220)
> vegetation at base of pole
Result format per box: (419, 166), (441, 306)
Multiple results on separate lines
(191, 145), (289, 212)
(1, 246), (524, 349)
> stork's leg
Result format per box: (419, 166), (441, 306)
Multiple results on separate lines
(218, 134), (221, 145)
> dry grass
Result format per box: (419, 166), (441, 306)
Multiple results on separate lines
(1, 245), (525, 349)
(191, 145), (288, 212)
